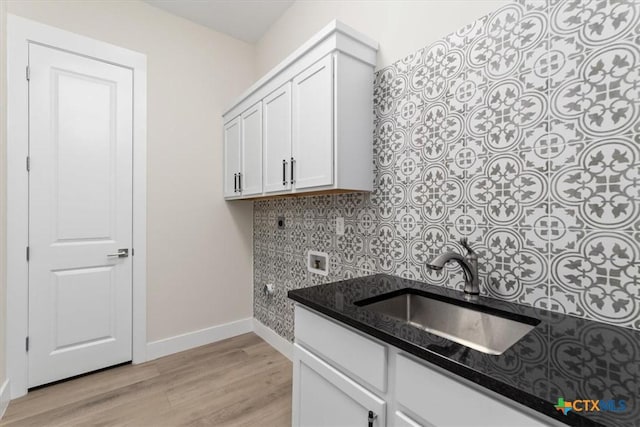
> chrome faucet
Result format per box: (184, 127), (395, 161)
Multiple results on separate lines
(427, 238), (480, 295)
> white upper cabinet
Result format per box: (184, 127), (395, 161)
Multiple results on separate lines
(222, 21), (378, 200)
(240, 102), (263, 196)
(263, 83), (292, 194)
(292, 54), (333, 191)
(223, 102), (263, 199)
(223, 117), (241, 198)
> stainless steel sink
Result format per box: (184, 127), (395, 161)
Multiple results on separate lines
(358, 292), (538, 355)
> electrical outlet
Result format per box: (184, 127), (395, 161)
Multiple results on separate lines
(336, 217), (345, 236)
(277, 216), (285, 229)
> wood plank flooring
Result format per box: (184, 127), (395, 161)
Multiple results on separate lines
(1, 333), (292, 426)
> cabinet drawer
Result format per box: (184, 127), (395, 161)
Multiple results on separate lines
(295, 306), (387, 392)
(395, 354), (545, 426)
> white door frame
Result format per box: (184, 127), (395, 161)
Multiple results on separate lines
(6, 15), (147, 399)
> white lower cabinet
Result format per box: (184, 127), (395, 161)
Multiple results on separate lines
(293, 344), (386, 427)
(293, 305), (551, 427)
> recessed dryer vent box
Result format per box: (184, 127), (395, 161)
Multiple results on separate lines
(308, 251), (328, 276)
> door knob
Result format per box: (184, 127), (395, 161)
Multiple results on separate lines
(107, 249), (129, 258)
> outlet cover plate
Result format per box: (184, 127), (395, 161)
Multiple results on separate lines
(336, 217), (345, 236)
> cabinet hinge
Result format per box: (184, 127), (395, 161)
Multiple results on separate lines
(26, 337), (29, 352)
(26, 156), (30, 172)
(26, 246), (30, 261)
(26, 65), (30, 81)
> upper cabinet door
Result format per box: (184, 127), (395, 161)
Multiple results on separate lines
(263, 83), (292, 194)
(223, 117), (241, 198)
(292, 55), (334, 190)
(241, 102), (263, 196)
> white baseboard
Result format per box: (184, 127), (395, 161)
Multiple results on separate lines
(253, 318), (293, 360)
(0, 379), (10, 421)
(146, 317), (253, 361)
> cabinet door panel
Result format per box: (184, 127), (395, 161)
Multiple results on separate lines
(263, 83), (292, 193)
(292, 55), (333, 190)
(394, 411), (425, 427)
(396, 355), (545, 426)
(241, 102), (262, 196)
(223, 117), (241, 198)
(293, 344), (385, 427)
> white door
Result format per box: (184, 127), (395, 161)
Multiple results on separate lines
(263, 83), (292, 193)
(240, 102), (263, 196)
(224, 117), (242, 198)
(292, 55), (334, 190)
(293, 345), (385, 427)
(28, 44), (133, 387)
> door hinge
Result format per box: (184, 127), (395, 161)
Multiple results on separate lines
(26, 246), (30, 261)
(26, 156), (30, 172)
(26, 65), (30, 81)
(26, 337), (29, 352)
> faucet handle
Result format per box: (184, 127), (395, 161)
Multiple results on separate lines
(459, 238), (476, 255)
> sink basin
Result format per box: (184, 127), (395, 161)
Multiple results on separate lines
(356, 290), (539, 355)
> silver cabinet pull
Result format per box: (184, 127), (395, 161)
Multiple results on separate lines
(290, 157), (295, 184)
(107, 249), (129, 258)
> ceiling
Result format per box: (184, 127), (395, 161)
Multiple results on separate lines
(145, 0), (295, 43)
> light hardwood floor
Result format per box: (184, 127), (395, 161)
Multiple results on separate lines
(1, 333), (292, 426)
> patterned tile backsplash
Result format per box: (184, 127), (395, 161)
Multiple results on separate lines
(253, 0), (640, 341)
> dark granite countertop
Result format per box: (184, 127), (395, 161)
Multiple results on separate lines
(288, 274), (640, 427)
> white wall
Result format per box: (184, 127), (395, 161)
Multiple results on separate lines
(256, 0), (509, 74)
(5, 0), (256, 343)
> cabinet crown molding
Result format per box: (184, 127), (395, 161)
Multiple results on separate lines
(223, 19), (378, 120)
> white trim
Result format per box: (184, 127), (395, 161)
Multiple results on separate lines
(223, 20), (377, 116)
(146, 318), (254, 361)
(0, 379), (10, 420)
(223, 21), (377, 123)
(6, 14), (147, 399)
(131, 43), (148, 367)
(253, 318), (293, 361)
